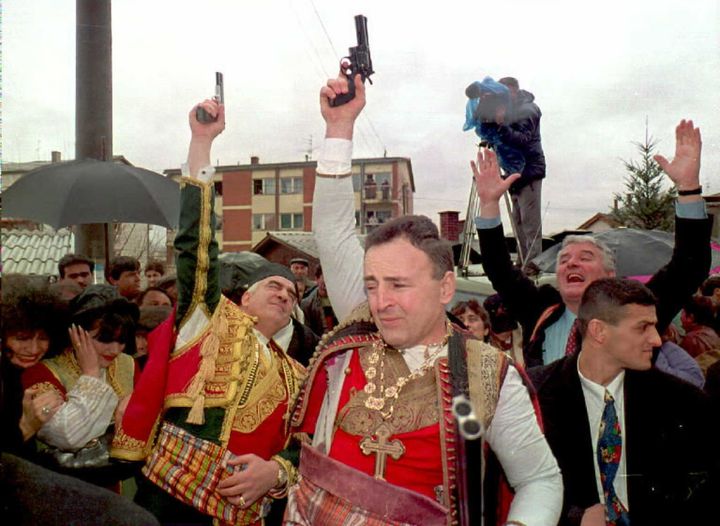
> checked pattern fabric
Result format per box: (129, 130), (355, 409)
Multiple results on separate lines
(597, 390), (630, 526)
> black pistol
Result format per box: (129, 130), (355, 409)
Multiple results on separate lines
(196, 72), (224, 123)
(331, 14), (374, 107)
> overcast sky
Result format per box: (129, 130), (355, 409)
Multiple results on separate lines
(4, 0), (719, 234)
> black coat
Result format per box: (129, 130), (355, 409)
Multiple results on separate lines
(529, 354), (720, 526)
(287, 318), (319, 367)
(497, 89), (545, 192)
(478, 214), (713, 367)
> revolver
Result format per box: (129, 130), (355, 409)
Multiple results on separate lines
(331, 14), (374, 107)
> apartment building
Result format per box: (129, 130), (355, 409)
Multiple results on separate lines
(165, 155), (414, 251)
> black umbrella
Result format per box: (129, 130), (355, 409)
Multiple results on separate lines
(2, 159), (180, 229)
(531, 228), (675, 278)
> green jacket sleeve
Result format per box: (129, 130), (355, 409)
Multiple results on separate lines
(174, 177), (220, 326)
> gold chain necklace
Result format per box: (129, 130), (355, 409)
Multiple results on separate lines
(363, 323), (451, 420)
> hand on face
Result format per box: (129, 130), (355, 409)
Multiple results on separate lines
(69, 324), (101, 377)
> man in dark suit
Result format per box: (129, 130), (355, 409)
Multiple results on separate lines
(473, 119), (711, 368)
(529, 278), (719, 525)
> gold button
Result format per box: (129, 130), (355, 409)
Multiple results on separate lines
(345, 367), (352, 375)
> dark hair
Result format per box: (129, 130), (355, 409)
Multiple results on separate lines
(156, 274), (177, 290)
(578, 278), (657, 337)
(71, 285), (139, 354)
(315, 265), (323, 279)
(136, 286), (172, 307)
(683, 295), (716, 328)
(1, 280), (69, 357)
(482, 293), (518, 333)
(498, 77), (519, 90)
(451, 300), (490, 326)
(58, 253), (94, 278)
(701, 276), (720, 297)
(109, 256), (140, 281)
(364, 215), (453, 280)
(137, 305), (172, 332)
(145, 260), (165, 275)
(48, 280), (83, 301)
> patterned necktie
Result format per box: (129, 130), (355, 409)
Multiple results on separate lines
(597, 390), (630, 526)
(564, 318), (581, 356)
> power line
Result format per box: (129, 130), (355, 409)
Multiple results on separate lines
(308, 0), (338, 56)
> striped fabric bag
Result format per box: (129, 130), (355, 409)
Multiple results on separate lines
(143, 422), (270, 525)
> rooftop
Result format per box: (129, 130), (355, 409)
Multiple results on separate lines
(1, 228), (74, 276)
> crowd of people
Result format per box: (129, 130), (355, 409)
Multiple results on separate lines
(1, 71), (719, 526)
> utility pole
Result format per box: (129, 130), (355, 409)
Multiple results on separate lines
(75, 0), (113, 276)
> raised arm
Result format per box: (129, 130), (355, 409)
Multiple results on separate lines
(174, 100), (225, 329)
(312, 74), (368, 320)
(472, 150), (547, 353)
(647, 119), (711, 331)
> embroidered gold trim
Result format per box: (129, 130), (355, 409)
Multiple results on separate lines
(32, 381), (64, 398)
(337, 346), (439, 436)
(177, 178), (215, 333)
(42, 349), (134, 399)
(466, 340), (508, 429)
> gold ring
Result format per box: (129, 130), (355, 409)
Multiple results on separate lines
(238, 496), (246, 508)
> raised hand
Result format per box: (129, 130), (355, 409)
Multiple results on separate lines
(320, 73), (366, 140)
(69, 324), (101, 378)
(653, 119), (701, 191)
(189, 99), (226, 141)
(188, 99), (226, 177)
(471, 148), (521, 217)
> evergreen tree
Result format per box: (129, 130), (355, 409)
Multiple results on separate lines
(610, 125), (676, 232)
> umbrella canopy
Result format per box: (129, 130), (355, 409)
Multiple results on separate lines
(531, 228), (677, 278)
(2, 159), (180, 229)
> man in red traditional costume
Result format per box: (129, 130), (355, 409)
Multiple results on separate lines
(111, 99), (306, 526)
(283, 75), (562, 525)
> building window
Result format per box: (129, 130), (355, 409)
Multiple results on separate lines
(253, 178), (276, 195)
(364, 174), (377, 199)
(213, 181), (223, 196)
(280, 213), (304, 230)
(252, 213), (276, 230)
(280, 177), (303, 194)
(376, 210), (391, 223)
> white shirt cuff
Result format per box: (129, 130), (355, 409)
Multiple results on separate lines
(317, 138), (353, 175)
(181, 162), (215, 183)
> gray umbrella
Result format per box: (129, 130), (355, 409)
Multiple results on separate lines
(531, 228), (676, 278)
(2, 159), (180, 229)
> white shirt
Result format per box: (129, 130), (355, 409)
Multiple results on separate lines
(39, 373), (118, 451)
(312, 138), (563, 526)
(253, 319), (294, 359)
(577, 358), (629, 510)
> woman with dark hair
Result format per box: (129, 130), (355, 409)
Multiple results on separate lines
(1, 276), (68, 455)
(450, 299), (490, 342)
(21, 284), (139, 487)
